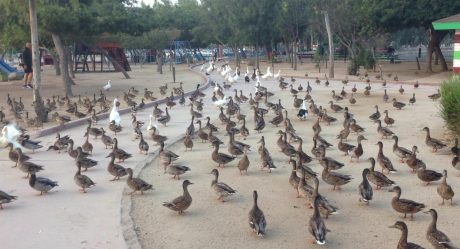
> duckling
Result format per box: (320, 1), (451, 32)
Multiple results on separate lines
(377, 120), (394, 139)
(392, 135), (412, 162)
(322, 164), (352, 191)
(384, 110), (395, 126)
(422, 127), (446, 152)
(425, 209), (458, 249)
(210, 169), (236, 202)
(367, 157), (396, 189)
(359, 168), (373, 205)
(350, 135), (367, 162)
(309, 195), (329, 245)
(389, 221), (424, 249)
(100, 128), (113, 149)
(105, 152), (128, 181)
(437, 170), (454, 205)
(183, 134), (193, 151)
(29, 173), (58, 195)
(248, 190), (266, 237)
(164, 157), (191, 180)
(369, 105), (380, 121)
(389, 186), (425, 219)
(111, 138), (132, 162)
(163, 180), (193, 214)
(417, 165), (442, 185)
(0, 190), (17, 209)
(126, 168), (153, 195)
(376, 141), (397, 174)
(212, 141), (235, 167)
(409, 93), (416, 105)
(399, 85), (405, 95)
(82, 131), (93, 154)
(138, 132), (149, 155)
(74, 162), (96, 193)
(393, 98), (406, 110)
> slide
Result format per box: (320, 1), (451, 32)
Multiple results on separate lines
(0, 59), (17, 74)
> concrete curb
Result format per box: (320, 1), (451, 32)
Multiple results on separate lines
(30, 64), (209, 139)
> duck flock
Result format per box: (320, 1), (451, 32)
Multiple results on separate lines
(1, 60), (459, 248)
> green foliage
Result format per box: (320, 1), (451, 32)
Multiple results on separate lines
(440, 75), (460, 137)
(347, 58), (359, 75)
(357, 49), (375, 70)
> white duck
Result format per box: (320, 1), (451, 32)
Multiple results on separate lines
(214, 96), (230, 108)
(109, 98), (121, 126)
(227, 73), (236, 83)
(297, 99), (308, 120)
(146, 114), (159, 136)
(206, 61), (214, 74)
(103, 80), (112, 91)
(274, 70), (281, 79)
(0, 123), (23, 149)
(261, 67), (272, 79)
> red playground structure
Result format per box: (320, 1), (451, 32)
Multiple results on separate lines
(73, 42), (131, 72)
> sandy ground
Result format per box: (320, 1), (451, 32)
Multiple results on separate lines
(131, 66), (460, 249)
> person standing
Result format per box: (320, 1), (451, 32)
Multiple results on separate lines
(21, 42), (33, 89)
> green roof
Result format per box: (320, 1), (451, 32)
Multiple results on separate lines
(433, 13), (460, 30)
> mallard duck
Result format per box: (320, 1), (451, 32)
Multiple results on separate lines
(350, 135), (367, 162)
(399, 85), (405, 95)
(359, 168), (373, 204)
(76, 147), (98, 171)
(195, 120), (208, 143)
(296, 138), (312, 164)
(126, 168), (153, 195)
(269, 110), (284, 127)
(111, 138), (132, 162)
(406, 146), (426, 173)
(376, 141), (397, 174)
(18, 135), (43, 152)
(377, 120), (394, 139)
(163, 180), (193, 214)
(0, 190), (17, 209)
(237, 148), (250, 175)
(349, 93), (356, 104)
(309, 195), (328, 245)
(159, 141), (179, 162)
(384, 110), (395, 126)
(82, 131), (93, 154)
(389, 186), (425, 219)
(260, 145), (276, 173)
(422, 127), (446, 152)
(157, 107), (171, 126)
(240, 118), (250, 139)
(248, 190), (266, 237)
(331, 90), (343, 101)
(18, 159), (44, 178)
(212, 141), (235, 167)
(437, 170), (454, 205)
(416, 165), (442, 185)
(389, 221), (425, 249)
(105, 152), (128, 181)
(369, 105), (380, 121)
(322, 164), (352, 190)
(425, 209), (458, 248)
(428, 89), (441, 101)
(289, 159), (301, 197)
(183, 134), (193, 151)
(138, 132), (149, 154)
(100, 128), (113, 149)
(74, 162), (96, 193)
(210, 169), (236, 202)
(338, 138), (355, 155)
(163, 157), (190, 180)
(452, 156), (460, 174)
(108, 120), (122, 135)
(309, 177), (338, 218)
(29, 173), (58, 195)
(350, 119), (365, 133)
(336, 123), (351, 141)
(67, 139), (89, 159)
(8, 144), (30, 167)
(392, 136), (412, 162)
(451, 138), (459, 156)
(409, 93), (416, 105)
(319, 147), (345, 170)
(314, 132), (333, 148)
(86, 122), (103, 138)
(393, 98), (406, 110)
(254, 112), (265, 133)
(321, 110), (337, 125)
(151, 129), (168, 145)
(329, 101), (343, 112)
(383, 89), (389, 102)
(367, 157), (396, 189)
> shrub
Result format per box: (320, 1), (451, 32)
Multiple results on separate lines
(440, 75), (460, 137)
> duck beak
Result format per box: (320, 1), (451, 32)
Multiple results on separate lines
(388, 225), (396, 228)
(423, 211), (430, 214)
(189, 182), (194, 185)
(388, 189), (394, 192)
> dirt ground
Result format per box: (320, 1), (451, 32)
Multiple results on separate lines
(131, 65), (459, 249)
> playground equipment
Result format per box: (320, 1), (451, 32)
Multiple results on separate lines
(73, 43), (131, 72)
(170, 40), (205, 64)
(0, 59), (24, 81)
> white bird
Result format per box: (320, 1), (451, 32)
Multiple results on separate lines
(200, 64), (205, 72)
(214, 96), (230, 108)
(206, 61), (214, 74)
(274, 70), (281, 79)
(246, 66), (250, 75)
(261, 67), (272, 79)
(297, 100), (308, 120)
(103, 80), (112, 91)
(0, 123), (23, 149)
(146, 114), (159, 135)
(109, 98), (121, 126)
(233, 73), (239, 82)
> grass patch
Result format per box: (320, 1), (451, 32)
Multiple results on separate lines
(440, 74), (460, 137)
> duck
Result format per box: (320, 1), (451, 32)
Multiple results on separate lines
(332, 90), (343, 101)
(451, 138), (459, 156)
(0, 190), (17, 209)
(18, 134), (43, 152)
(416, 165), (442, 185)
(367, 157), (396, 189)
(350, 119), (365, 133)
(310, 176), (338, 218)
(138, 132), (149, 154)
(29, 173), (58, 195)
(210, 169), (236, 202)
(109, 98), (121, 126)
(349, 93), (356, 104)
(359, 168), (373, 205)
(67, 139), (89, 159)
(163, 180), (193, 214)
(406, 146), (426, 173)
(111, 138), (132, 162)
(75, 147), (98, 171)
(108, 120), (122, 135)
(369, 105), (381, 121)
(159, 141), (179, 162)
(452, 156), (460, 174)
(375, 120), (394, 139)
(151, 128), (168, 145)
(18, 159), (44, 178)
(322, 164), (352, 191)
(254, 112), (265, 133)
(195, 120), (209, 143)
(399, 85), (405, 95)
(409, 93), (416, 105)
(425, 209), (458, 249)
(289, 159), (301, 197)
(384, 110), (395, 126)
(236, 148), (250, 175)
(321, 110), (337, 125)
(319, 146), (344, 170)
(350, 135), (367, 162)
(392, 135), (412, 162)
(329, 101), (343, 112)
(126, 168), (153, 195)
(74, 162), (96, 193)
(86, 121), (103, 138)
(239, 118), (250, 139)
(208, 129), (223, 146)
(183, 134), (194, 151)
(212, 141), (235, 167)
(393, 98), (406, 110)
(163, 157), (191, 180)
(428, 89), (441, 101)
(383, 89), (389, 102)
(105, 152), (128, 181)
(248, 190), (266, 237)
(82, 131), (93, 154)
(8, 144), (30, 167)
(389, 221), (425, 249)
(389, 186), (425, 219)
(437, 170), (454, 205)
(337, 138), (355, 155)
(157, 107), (171, 126)
(314, 132), (333, 148)
(269, 110), (284, 127)
(309, 195), (329, 245)
(260, 144), (276, 173)
(422, 127), (446, 152)
(227, 134), (244, 157)
(100, 128), (113, 149)
(376, 141), (397, 174)
(296, 138), (312, 164)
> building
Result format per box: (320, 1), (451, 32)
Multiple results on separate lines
(433, 13), (460, 74)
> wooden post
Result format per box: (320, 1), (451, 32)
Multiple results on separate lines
(416, 57), (421, 70)
(172, 65), (176, 83)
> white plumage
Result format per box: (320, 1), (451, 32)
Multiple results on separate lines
(213, 96), (230, 108)
(0, 123), (23, 149)
(109, 98), (121, 126)
(146, 114), (159, 135)
(297, 100), (308, 120)
(274, 70), (281, 79)
(103, 80), (112, 91)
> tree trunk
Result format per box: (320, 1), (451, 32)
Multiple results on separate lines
(95, 47), (131, 79)
(255, 44), (260, 70)
(67, 46), (75, 79)
(426, 26), (448, 72)
(157, 50), (163, 74)
(324, 11), (334, 78)
(434, 44), (448, 71)
(294, 41), (298, 70)
(51, 50), (60, 76)
(29, 0), (47, 122)
(52, 33), (73, 97)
